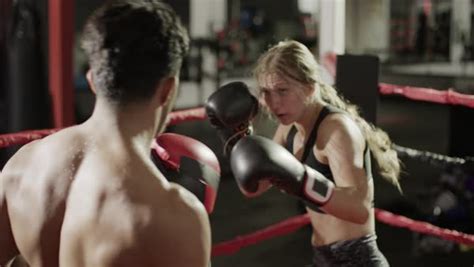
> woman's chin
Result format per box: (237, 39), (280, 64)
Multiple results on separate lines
(277, 115), (293, 125)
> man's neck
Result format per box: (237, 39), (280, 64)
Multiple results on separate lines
(85, 98), (164, 158)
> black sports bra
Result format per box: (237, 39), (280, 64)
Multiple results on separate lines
(285, 106), (373, 212)
(285, 106), (333, 180)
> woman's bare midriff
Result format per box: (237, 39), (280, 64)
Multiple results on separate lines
(308, 208), (375, 247)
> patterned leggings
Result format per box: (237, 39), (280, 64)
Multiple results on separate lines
(310, 234), (389, 267)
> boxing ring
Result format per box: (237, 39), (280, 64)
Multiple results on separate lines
(2, 0), (472, 265)
(1, 78), (474, 258)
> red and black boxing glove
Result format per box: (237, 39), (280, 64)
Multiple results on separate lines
(151, 133), (221, 214)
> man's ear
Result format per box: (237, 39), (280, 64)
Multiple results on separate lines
(157, 76), (177, 105)
(86, 69), (97, 95)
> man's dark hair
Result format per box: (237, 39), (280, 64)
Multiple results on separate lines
(81, 0), (189, 104)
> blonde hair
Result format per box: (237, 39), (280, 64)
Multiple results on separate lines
(253, 40), (401, 191)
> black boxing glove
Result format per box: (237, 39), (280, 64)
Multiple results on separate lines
(230, 135), (335, 209)
(205, 81), (258, 155)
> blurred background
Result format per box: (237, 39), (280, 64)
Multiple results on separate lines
(1, 0), (473, 266)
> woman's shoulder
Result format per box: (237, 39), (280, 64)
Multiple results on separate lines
(318, 112), (364, 147)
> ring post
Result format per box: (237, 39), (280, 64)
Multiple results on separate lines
(335, 54), (380, 125)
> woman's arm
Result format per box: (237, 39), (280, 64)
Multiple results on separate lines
(317, 114), (372, 224)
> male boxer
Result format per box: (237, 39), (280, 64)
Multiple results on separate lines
(0, 1), (212, 266)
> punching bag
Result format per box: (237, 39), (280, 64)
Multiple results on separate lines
(1, 0), (12, 132)
(7, 0), (51, 133)
(1, 0), (12, 167)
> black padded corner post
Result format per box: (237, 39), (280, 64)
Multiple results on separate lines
(335, 54), (380, 125)
(449, 105), (474, 158)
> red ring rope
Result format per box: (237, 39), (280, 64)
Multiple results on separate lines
(379, 83), (474, 108)
(374, 208), (474, 246)
(212, 213), (311, 256)
(0, 107), (207, 149)
(322, 52), (474, 109)
(211, 208), (474, 257)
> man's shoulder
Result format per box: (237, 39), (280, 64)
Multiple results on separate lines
(1, 138), (41, 179)
(155, 183), (210, 234)
(1, 127), (86, 194)
(3, 127), (83, 170)
(165, 184), (208, 218)
(158, 184), (211, 264)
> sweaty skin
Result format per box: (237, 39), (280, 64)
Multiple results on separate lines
(0, 113), (210, 267)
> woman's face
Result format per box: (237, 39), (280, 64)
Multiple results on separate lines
(258, 72), (313, 125)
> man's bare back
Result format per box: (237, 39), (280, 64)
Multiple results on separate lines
(0, 1), (203, 266)
(1, 125), (210, 267)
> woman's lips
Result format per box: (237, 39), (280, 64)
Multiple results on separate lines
(276, 114), (286, 120)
